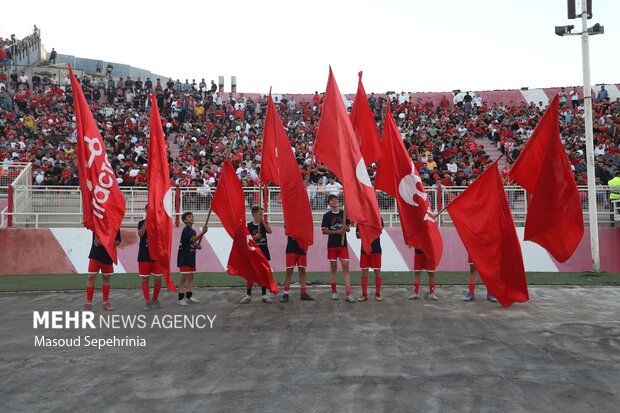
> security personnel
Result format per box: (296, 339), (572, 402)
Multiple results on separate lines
(609, 171), (620, 224)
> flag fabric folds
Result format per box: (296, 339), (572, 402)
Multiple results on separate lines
(260, 93), (313, 252)
(70, 65), (125, 263)
(350, 71), (382, 166)
(374, 105), (442, 267)
(447, 162), (528, 308)
(509, 95), (583, 262)
(211, 160), (279, 294)
(314, 67), (382, 252)
(147, 94), (175, 291)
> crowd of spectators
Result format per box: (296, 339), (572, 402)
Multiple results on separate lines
(1, 44), (619, 202)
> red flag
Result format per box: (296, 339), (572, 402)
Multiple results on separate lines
(315, 67), (382, 252)
(350, 71), (381, 166)
(70, 65), (125, 263)
(211, 160), (278, 294)
(261, 92), (313, 252)
(259, 90), (279, 185)
(509, 95), (584, 262)
(375, 105), (442, 266)
(147, 94), (175, 291)
(447, 162), (528, 308)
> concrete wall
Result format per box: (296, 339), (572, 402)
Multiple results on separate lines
(52, 54), (167, 80)
(1, 227), (618, 275)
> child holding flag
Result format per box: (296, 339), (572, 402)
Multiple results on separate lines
(177, 211), (207, 306)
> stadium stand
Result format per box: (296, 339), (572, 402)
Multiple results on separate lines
(1, 29), (619, 228)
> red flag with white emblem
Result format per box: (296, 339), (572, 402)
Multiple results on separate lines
(375, 104), (443, 267)
(211, 160), (278, 294)
(70, 65), (125, 263)
(315, 67), (382, 252)
(147, 94), (175, 291)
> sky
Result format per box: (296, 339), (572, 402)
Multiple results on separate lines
(2, 0), (618, 94)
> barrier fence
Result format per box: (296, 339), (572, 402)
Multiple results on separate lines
(1, 178), (616, 228)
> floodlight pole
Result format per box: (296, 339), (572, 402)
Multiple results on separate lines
(580, 1), (600, 272)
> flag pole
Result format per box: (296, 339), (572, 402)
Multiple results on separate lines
(341, 208), (347, 246)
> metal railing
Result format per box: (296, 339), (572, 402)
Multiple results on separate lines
(440, 185), (616, 225)
(0, 162), (30, 196)
(2, 181), (616, 228)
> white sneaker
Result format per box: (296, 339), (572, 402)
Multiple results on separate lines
(331, 293), (339, 301)
(408, 293), (419, 300)
(429, 293), (439, 301)
(261, 295), (272, 303)
(186, 296), (201, 304)
(240, 295), (251, 304)
(177, 299), (188, 306)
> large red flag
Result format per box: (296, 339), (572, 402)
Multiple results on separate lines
(211, 160), (278, 294)
(70, 65), (125, 263)
(315, 67), (382, 252)
(375, 105), (442, 267)
(447, 162), (528, 308)
(350, 71), (382, 166)
(509, 95), (584, 262)
(260, 92), (313, 252)
(147, 94), (175, 291)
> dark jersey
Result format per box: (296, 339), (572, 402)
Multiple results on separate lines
(286, 237), (306, 255)
(247, 221), (270, 261)
(321, 210), (350, 248)
(357, 222), (383, 255)
(88, 230), (122, 265)
(177, 225), (197, 267)
(137, 219), (153, 262)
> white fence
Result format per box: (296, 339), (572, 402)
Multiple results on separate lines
(2, 181), (617, 228)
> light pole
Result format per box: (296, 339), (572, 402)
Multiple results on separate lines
(555, 1), (604, 272)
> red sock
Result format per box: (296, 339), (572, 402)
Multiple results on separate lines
(469, 283), (476, 294)
(361, 276), (368, 296)
(376, 276), (382, 296)
(86, 286), (95, 303)
(300, 281), (307, 295)
(284, 285), (291, 294)
(345, 285), (351, 296)
(141, 281), (150, 301)
(430, 282), (435, 294)
(414, 282), (420, 294)
(331, 283), (337, 293)
(153, 281), (162, 300)
(102, 284), (110, 302)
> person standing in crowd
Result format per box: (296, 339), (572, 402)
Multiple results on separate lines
(137, 206), (164, 311)
(177, 212), (207, 306)
(357, 220), (383, 302)
(321, 194), (354, 303)
(48, 48), (57, 64)
(410, 249), (438, 301)
(464, 256), (497, 302)
(83, 230), (121, 311)
(281, 236), (314, 302)
(240, 206), (273, 303)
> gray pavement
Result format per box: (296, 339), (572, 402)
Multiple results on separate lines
(1, 286), (619, 413)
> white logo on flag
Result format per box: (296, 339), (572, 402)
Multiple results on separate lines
(163, 187), (173, 219)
